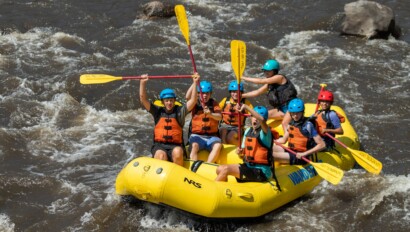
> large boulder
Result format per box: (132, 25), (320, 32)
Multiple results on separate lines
(341, 0), (401, 39)
(138, 1), (176, 19)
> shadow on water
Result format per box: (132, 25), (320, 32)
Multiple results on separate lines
(121, 194), (308, 231)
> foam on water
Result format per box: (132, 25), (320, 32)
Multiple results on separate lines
(0, 214), (15, 232)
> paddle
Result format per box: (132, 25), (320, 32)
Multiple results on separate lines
(324, 133), (382, 174)
(222, 112), (251, 117)
(314, 83), (328, 113)
(80, 74), (193, 85)
(230, 40), (246, 148)
(275, 142), (344, 185)
(175, 5), (205, 106)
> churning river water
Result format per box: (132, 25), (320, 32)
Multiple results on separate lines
(0, 0), (409, 231)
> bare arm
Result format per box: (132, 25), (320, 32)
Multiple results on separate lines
(186, 74), (200, 111)
(205, 107), (222, 121)
(139, 74), (150, 111)
(242, 74), (285, 85)
(275, 128), (289, 144)
(185, 82), (195, 100)
(241, 84), (268, 98)
(297, 135), (325, 158)
(322, 127), (344, 135)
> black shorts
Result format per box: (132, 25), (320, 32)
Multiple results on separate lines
(151, 143), (184, 162)
(289, 153), (310, 165)
(238, 163), (268, 182)
(219, 124), (238, 133)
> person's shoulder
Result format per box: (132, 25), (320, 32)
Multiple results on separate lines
(305, 120), (316, 129)
(328, 110), (339, 116)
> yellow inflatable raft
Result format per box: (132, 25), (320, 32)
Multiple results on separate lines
(115, 103), (359, 218)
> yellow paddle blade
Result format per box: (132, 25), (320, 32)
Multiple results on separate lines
(230, 40), (246, 82)
(310, 162), (344, 185)
(175, 5), (190, 45)
(80, 74), (123, 84)
(347, 147), (382, 174)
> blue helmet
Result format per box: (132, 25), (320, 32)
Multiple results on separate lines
(228, 80), (244, 92)
(288, 98), (305, 113)
(160, 88), (176, 99)
(197, 80), (213, 93)
(254, 106), (268, 120)
(261, 59), (280, 71)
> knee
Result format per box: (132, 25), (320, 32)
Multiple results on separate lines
(216, 165), (228, 175)
(172, 147), (183, 159)
(213, 143), (222, 151)
(191, 142), (199, 150)
(154, 151), (167, 160)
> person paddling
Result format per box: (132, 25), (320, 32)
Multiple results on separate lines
(219, 80), (253, 145)
(241, 59), (297, 129)
(186, 80), (222, 163)
(215, 105), (273, 182)
(139, 73), (199, 166)
(312, 90), (345, 150)
(273, 98), (325, 165)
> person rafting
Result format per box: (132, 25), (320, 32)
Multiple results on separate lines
(186, 80), (222, 163)
(241, 59), (297, 129)
(311, 90), (345, 150)
(273, 98), (325, 165)
(215, 105), (273, 182)
(219, 80), (253, 145)
(139, 73), (199, 166)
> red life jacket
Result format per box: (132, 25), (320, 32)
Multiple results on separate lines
(153, 107), (183, 144)
(288, 117), (315, 152)
(190, 99), (220, 136)
(315, 110), (345, 137)
(244, 127), (272, 165)
(221, 96), (247, 126)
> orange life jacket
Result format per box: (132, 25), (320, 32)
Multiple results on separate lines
(221, 96), (246, 126)
(190, 99), (220, 136)
(288, 117), (315, 152)
(315, 110), (345, 137)
(153, 107), (183, 144)
(244, 127), (272, 165)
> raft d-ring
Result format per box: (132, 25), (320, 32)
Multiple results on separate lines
(143, 165), (151, 172)
(133, 161), (139, 167)
(237, 192), (254, 200)
(225, 189), (232, 199)
(156, 168), (163, 174)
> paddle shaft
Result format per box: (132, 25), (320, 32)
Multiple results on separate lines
(275, 142), (311, 163)
(236, 55), (242, 149)
(123, 75), (193, 80)
(175, 5), (205, 106)
(324, 133), (348, 148)
(222, 112), (250, 117)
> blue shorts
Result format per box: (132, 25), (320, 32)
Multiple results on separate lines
(188, 134), (221, 151)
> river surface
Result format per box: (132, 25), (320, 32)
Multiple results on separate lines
(0, 0), (409, 231)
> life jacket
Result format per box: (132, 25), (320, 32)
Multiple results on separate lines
(315, 109), (345, 137)
(244, 127), (272, 165)
(267, 75), (298, 108)
(153, 106), (183, 144)
(190, 99), (220, 136)
(288, 117), (316, 152)
(221, 96), (246, 126)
